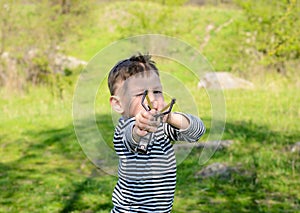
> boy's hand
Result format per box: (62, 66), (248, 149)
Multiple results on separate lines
(162, 112), (172, 123)
(132, 100), (164, 139)
(133, 108), (160, 138)
(158, 101), (173, 123)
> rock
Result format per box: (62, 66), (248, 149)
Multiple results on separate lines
(53, 53), (87, 73)
(173, 140), (233, 151)
(195, 162), (255, 181)
(0, 49), (87, 88)
(195, 162), (232, 179)
(0, 52), (18, 85)
(198, 72), (254, 89)
(290, 142), (300, 153)
(26, 48), (87, 74)
(0, 52), (17, 69)
(1, 49), (86, 74)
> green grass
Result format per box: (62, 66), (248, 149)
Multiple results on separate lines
(1, 1), (300, 212)
(174, 87), (300, 212)
(0, 86), (117, 212)
(1, 72), (299, 212)
(63, 1), (243, 72)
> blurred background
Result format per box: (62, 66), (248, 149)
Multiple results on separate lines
(0, 0), (299, 212)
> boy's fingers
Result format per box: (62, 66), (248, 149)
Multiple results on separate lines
(135, 110), (160, 133)
(147, 126), (158, 133)
(142, 110), (155, 117)
(142, 111), (156, 121)
(139, 113), (153, 125)
(137, 121), (158, 130)
(135, 120), (158, 133)
(135, 123), (156, 134)
(143, 111), (160, 127)
(136, 128), (148, 136)
(149, 119), (160, 127)
(133, 125), (148, 137)
(142, 111), (149, 119)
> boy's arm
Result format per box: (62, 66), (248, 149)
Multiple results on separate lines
(164, 112), (206, 142)
(117, 118), (140, 153)
(166, 112), (190, 130)
(121, 112), (205, 152)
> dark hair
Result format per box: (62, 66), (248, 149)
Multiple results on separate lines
(108, 53), (159, 95)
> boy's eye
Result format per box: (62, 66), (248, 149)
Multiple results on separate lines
(135, 90), (162, 97)
(135, 92), (144, 97)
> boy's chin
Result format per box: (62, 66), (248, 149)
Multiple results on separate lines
(122, 113), (133, 119)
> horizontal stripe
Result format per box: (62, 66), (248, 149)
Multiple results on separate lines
(111, 113), (205, 212)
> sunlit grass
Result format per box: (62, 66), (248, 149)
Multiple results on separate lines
(1, 69), (299, 212)
(1, 1), (300, 212)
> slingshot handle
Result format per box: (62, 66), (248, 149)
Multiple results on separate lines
(136, 133), (153, 154)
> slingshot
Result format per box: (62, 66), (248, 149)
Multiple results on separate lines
(136, 90), (176, 154)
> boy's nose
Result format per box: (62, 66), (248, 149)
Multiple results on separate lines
(148, 92), (158, 110)
(148, 91), (156, 102)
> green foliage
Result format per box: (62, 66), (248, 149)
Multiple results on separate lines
(1, 0), (299, 94)
(70, 1), (243, 71)
(0, 0), (96, 95)
(33, 0), (95, 43)
(235, 0), (300, 73)
(136, 0), (189, 5)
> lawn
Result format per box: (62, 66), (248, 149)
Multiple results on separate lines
(1, 1), (300, 212)
(1, 70), (299, 212)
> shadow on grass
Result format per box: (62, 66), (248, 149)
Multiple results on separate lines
(0, 114), (116, 212)
(1, 115), (299, 212)
(202, 117), (300, 145)
(60, 169), (114, 213)
(174, 117), (300, 212)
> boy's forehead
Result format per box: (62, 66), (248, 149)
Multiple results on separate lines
(124, 72), (162, 91)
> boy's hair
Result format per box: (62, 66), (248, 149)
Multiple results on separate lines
(108, 53), (159, 95)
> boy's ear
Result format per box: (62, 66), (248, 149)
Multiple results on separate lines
(110, 96), (124, 114)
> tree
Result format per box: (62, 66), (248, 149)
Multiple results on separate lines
(235, 0), (300, 74)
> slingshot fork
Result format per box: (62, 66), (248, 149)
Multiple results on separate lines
(136, 90), (176, 153)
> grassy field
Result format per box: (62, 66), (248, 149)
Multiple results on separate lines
(1, 71), (299, 213)
(1, 1), (300, 213)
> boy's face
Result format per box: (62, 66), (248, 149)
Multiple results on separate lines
(116, 71), (165, 118)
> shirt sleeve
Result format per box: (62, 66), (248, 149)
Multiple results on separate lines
(164, 112), (206, 142)
(122, 118), (139, 152)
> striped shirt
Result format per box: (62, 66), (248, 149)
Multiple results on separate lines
(111, 113), (205, 213)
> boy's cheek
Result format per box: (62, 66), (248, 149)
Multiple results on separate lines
(131, 105), (146, 117)
(158, 100), (167, 112)
(126, 98), (141, 115)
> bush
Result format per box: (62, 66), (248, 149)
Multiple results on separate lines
(0, 0), (95, 93)
(235, 0), (300, 74)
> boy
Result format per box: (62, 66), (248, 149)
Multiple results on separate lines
(108, 54), (205, 212)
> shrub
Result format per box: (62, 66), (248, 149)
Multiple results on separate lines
(235, 0), (300, 74)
